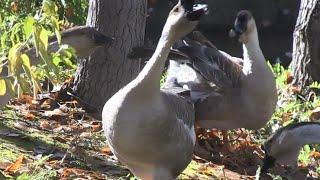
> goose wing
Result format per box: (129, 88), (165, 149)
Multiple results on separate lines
(161, 89), (195, 145)
(174, 38), (243, 88)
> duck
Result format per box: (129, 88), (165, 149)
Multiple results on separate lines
(101, 0), (208, 179)
(0, 26), (114, 109)
(129, 10), (277, 130)
(261, 122), (320, 172)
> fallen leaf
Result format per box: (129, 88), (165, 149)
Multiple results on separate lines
(23, 113), (36, 120)
(5, 155), (24, 173)
(310, 107), (320, 121)
(310, 151), (320, 158)
(101, 146), (113, 155)
(17, 94), (33, 104)
(13, 122), (39, 133)
(40, 120), (52, 130)
(0, 162), (12, 170)
(290, 86), (301, 94)
(286, 71), (293, 84)
(91, 122), (102, 132)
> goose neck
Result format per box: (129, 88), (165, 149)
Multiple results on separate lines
(135, 32), (174, 90)
(242, 28), (266, 75)
(289, 124), (320, 146)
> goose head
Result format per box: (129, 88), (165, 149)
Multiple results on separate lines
(163, 0), (208, 42)
(260, 123), (320, 172)
(261, 129), (297, 172)
(261, 143), (277, 172)
(49, 26), (114, 58)
(229, 10), (256, 44)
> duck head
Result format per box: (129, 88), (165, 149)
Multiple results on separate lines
(163, 0), (208, 42)
(229, 10), (256, 44)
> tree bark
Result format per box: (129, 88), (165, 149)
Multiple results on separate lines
(291, 0), (320, 88)
(73, 0), (147, 117)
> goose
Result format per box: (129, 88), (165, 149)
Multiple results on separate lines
(129, 10), (277, 130)
(261, 122), (320, 172)
(0, 26), (114, 109)
(101, 1), (208, 179)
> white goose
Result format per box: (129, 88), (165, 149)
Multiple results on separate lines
(262, 122), (320, 172)
(102, 1), (208, 179)
(129, 10), (277, 130)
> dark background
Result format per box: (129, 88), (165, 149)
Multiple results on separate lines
(146, 0), (300, 66)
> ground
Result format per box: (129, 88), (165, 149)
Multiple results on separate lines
(0, 84), (319, 179)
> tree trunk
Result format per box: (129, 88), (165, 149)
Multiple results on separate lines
(291, 0), (320, 88)
(73, 0), (147, 118)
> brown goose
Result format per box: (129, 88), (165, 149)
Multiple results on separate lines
(102, 0), (208, 179)
(262, 122), (320, 172)
(0, 26), (113, 109)
(129, 10), (277, 130)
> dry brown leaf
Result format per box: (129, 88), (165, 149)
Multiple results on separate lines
(310, 107), (320, 121)
(40, 120), (52, 130)
(13, 122), (39, 133)
(61, 168), (87, 178)
(0, 162), (12, 170)
(101, 146), (113, 155)
(18, 94), (33, 104)
(91, 122), (102, 132)
(290, 86), (301, 94)
(10, 0), (18, 12)
(5, 155), (24, 173)
(286, 71), (293, 84)
(23, 113), (36, 120)
(310, 151), (320, 158)
(44, 109), (67, 118)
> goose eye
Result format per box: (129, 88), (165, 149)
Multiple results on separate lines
(173, 7), (179, 12)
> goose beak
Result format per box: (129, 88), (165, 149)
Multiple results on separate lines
(179, 0), (208, 21)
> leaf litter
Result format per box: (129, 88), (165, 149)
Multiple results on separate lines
(0, 78), (319, 179)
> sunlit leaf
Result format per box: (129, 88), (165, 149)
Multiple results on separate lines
(0, 79), (6, 96)
(42, 0), (58, 16)
(10, 23), (22, 44)
(20, 54), (34, 92)
(40, 28), (49, 51)
(23, 16), (35, 39)
(51, 17), (61, 44)
(1, 32), (7, 48)
(8, 43), (22, 75)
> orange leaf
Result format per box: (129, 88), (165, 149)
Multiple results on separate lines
(40, 120), (52, 130)
(290, 86), (301, 94)
(310, 151), (320, 158)
(101, 146), (113, 155)
(18, 94), (33, 104)
(24, 113), (36, 120)
(286, 71), (293, 84)
(5, 155), (24, 173)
